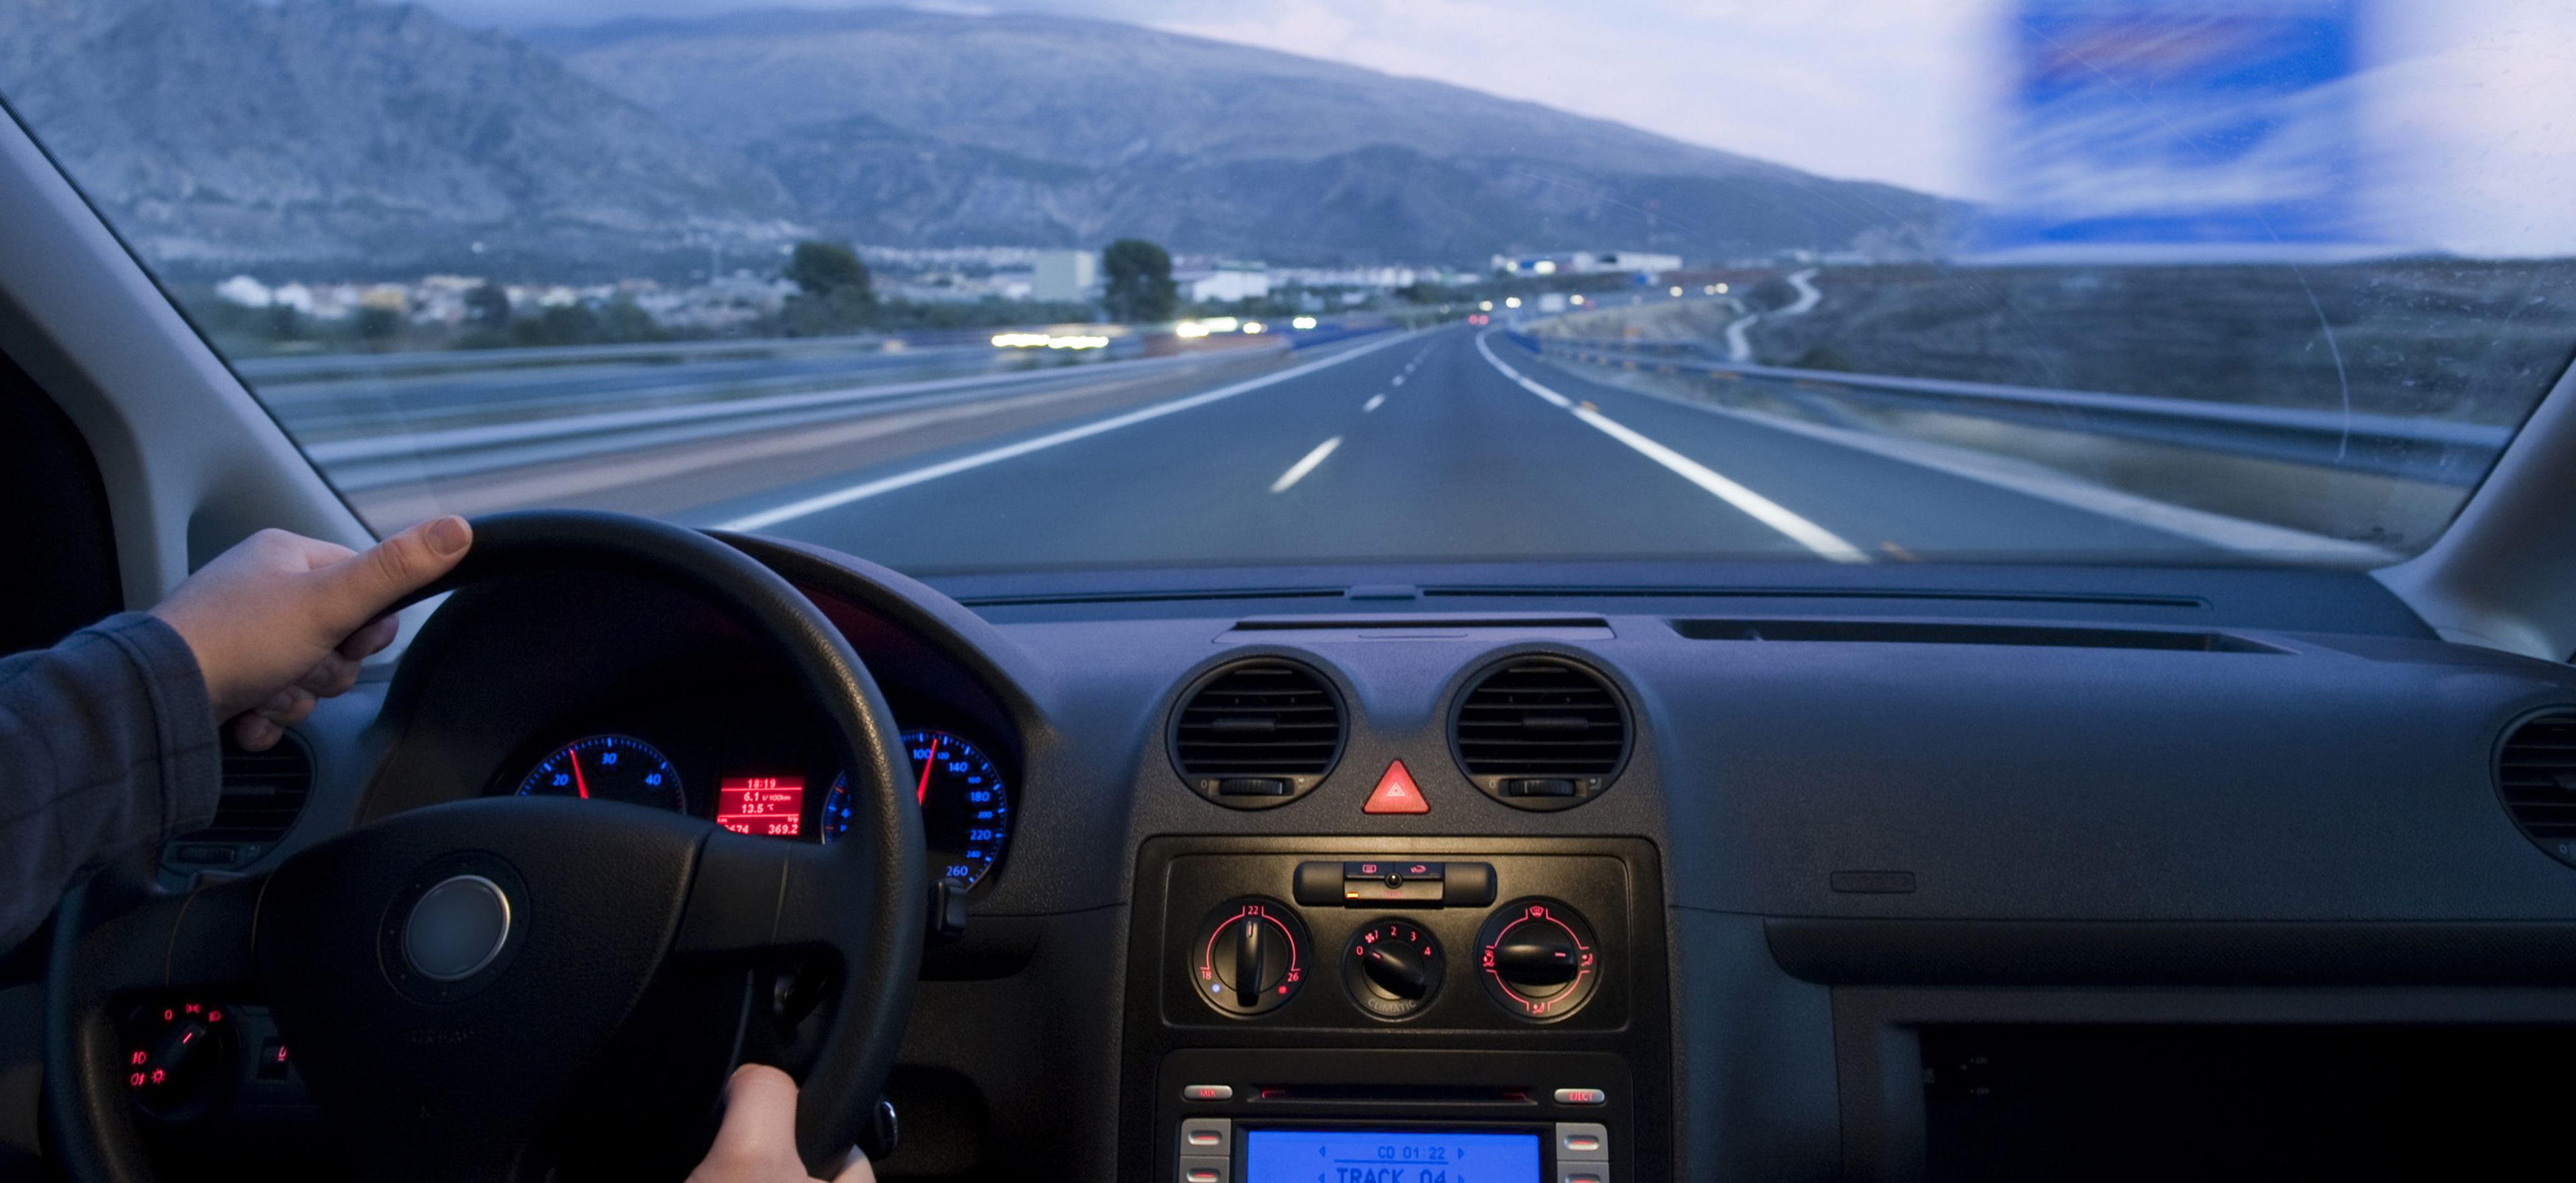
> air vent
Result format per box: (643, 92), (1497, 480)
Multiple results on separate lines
(2498, 712), (2576, 867)
(1170, 659), (1346, 809)
(1451, 656), (1629, 811)
(165, 733), (313, 868)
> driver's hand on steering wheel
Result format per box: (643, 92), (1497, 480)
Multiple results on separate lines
(692, 1065), (879, 1183)
(151, 516), (473, 751)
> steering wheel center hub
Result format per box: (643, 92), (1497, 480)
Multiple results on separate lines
(402, 874), (514, 982)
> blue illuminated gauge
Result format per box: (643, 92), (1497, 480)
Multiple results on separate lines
(820, 729), (1012, 890)
(515, 735), (684, 813)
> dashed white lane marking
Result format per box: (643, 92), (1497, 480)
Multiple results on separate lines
(1363, 394), (1386, 413)
(1473, 331), (1868, 563)
(1391, 374), (1405, 387)
(1269, 436), (1344, 493)
(714, 329), (1417, 530)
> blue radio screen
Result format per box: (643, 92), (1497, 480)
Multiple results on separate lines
(1240, 1129), (1542, 1183)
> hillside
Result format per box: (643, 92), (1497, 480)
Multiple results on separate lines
(0, 0), (1953, 272)
(535, 7), (1954, 264)
(0, 0), (801, 274)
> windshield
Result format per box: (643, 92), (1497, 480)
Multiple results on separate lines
(5, 0), (2569, 577)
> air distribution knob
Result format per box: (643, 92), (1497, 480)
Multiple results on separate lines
(1342, 919), (1446, 1019)
(1490, 932), (1581, 988)
(1474, 898), (1601, 1022)
(1190, 898), (1308, 1017)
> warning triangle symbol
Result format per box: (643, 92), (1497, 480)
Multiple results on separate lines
(1364, 760), (1430, 814)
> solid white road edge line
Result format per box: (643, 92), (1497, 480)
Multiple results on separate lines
(1475, 331), (1868, 563)
(1623, 382), (2402, 564)
(1269, 436), (1344, 493)
(716, 329), (1419, 530)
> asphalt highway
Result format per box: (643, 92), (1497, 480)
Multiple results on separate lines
(682, 324), (2229, 571)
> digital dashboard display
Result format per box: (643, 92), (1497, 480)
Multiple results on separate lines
(1241, 1129), (1540, 1183)
(716, 776), (803, 837)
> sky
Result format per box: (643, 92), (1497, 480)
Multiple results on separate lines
(419, 0), (2576, 256)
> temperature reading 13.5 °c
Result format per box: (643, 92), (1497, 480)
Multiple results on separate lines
(716, 776), (804, 837)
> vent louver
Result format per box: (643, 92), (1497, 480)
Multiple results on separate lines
(2499, 712), (2576, 866)
(1170, 659), (1345, 809)
(166, 733), (313, 868)
(1452, 657), (1629, 811)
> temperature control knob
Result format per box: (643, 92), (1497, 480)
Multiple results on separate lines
(1474, 898), (1601, 1022)
(1342, 919), (1445, 1019)
(1190, 897), (1309, 1017)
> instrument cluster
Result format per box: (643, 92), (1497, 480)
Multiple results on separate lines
(503, 725), (1013, 890)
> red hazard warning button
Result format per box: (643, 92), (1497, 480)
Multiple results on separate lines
(1363, 760), (1430, 814)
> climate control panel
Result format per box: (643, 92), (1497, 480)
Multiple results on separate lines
(1122, 837), (1670, 1182)
(1153, 843), (1644, 1032)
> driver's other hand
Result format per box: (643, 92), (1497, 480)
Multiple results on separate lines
(690, 1064), (877, 1183)
(150, 516), (472, 752)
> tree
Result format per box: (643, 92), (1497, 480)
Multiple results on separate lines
(464, 282), (511, 328)
(1102, 238), (1177, 323)
(781, 240), (875, 336)
(785, 240), (872, 299)
(508, 303), (600, 348)
(356, 306), (401, 343)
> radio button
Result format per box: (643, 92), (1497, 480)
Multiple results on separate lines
(1181, 1084), (1233, 1102)
(1179, 1118), (1232, 1155)
(1553, 1087), (1609, 1106)
(1560, 1171), (1607, 1183)
(1556, 1122), (1609, 1160)
(1179, 1158), (1230, 1183)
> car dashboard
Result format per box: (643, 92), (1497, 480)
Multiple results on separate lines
(142, 540), (2576, 1182)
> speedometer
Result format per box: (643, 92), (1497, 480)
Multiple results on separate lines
(822, 729), (1012, 889)
(516, 735), (685, 813)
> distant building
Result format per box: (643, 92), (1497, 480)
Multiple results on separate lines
(214, 275), (272, 307)
(1492, 251), (1683, 278)
(1032, 250), (1097, 301)
(1180, 260), (1271, 304)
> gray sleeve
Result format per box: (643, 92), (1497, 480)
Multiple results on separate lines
(0, 612), (223, 952)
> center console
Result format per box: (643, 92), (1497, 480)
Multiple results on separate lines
(1119, 837), (1670, 1183)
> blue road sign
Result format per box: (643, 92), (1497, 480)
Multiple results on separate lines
(1969, 0), (2367, 258)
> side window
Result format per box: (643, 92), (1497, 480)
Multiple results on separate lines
(0, 349), (121, 654)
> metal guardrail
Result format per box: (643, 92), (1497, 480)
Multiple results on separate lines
(1529, 336), (2512, 485)
(235, 317), (1389, 382)
(232, 332), (939, 381)
(253, 323), (1397, 494)
(293, 344), (1288, 492)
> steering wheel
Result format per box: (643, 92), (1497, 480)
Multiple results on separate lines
(43, 511), (927, 1182)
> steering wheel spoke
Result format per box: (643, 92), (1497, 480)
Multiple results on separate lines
(75, 872), (266, 993)
(676, 828), (881, 960)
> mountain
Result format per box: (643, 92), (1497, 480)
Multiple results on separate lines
(0, 0), (1952, 273)
(531, 7), (1953, 264)
(0, 0), (801, 274)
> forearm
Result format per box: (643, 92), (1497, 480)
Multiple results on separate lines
(0, 614), (222, 951)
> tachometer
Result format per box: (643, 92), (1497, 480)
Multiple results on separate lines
(516, 735), (685, 812)
(821, 729), (1011, 889)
